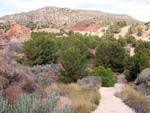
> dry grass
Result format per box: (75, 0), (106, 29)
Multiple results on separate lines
(45, 83), (100, 113)
(116, 86), (150, 113)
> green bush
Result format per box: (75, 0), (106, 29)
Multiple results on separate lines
(88, 66), (115, 87)
(102, 28), (114, 39)
(41, 24), (49, 28)
(95, 40), (126, 72)
(128, 24), (136, 34)
(26, 21), (38, 30)
(83, 35), (101, 49)
(137, 26), (143, 36)
(109, 24), (121, 34)
(14, 56), (23, 64)
(135, 40), (150, 52)
(145, 21), (150, 31)
(101, 20), (111, 27)
(125, 49), (150, 81)
(125, 34), (136, 44)
(60, 36), (91, 58)
(115, 21), (127, 27)
(22, 36), (58, 66)
(60, 46), (87, 83)
(118, 36), (127, 47)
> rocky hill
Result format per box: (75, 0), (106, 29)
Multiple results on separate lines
(0, 6), (143, 29)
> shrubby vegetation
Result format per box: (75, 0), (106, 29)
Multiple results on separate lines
(102, 28), (114, 38)
(20, 30), (128, 83)
(0, 92), (72, 113)
(135, 40), (150, 52)
(118, 36), (127, 47)
(137, 26), (143, 36)
(95, 40), (126, 72)
(109, 24), (121, 34)
(107, 21), (126, 34)
(60, 46), (87, 83)
(46, 83), (100, 113)
(125, 40), (150, 81)
(14, 21), (150, 84)
(117, 86), (150, 113)
(145, 21), (150, 31)
(77, 76), (101, 90)
(26, 22), (39, 30)
(115, 21), (127, 27)
(125, 34), (136, 44)
(101, 20), (111, 27)
(60, 35), (91, 58)
(128, 24), (136, 34)
(88, 66), (115, 87)
(125, 48), (150, 81)
(22, 36), (58, 66)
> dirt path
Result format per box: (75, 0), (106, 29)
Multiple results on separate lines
(92, 83), (136, 113)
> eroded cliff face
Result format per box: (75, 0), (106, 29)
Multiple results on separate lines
(6, 21), (31, 39)
(0, 21), (31, 44)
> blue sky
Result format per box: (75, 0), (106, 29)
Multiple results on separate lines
(0, 0), (150, 22)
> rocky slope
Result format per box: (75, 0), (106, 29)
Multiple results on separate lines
(0, 6), (143, 29)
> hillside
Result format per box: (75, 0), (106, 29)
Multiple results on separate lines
(0, 6), (143, 29)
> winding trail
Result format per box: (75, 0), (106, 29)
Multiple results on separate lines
(92, 83), (136, 113)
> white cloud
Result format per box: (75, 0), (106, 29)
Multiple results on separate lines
(0, 0), (150, 22)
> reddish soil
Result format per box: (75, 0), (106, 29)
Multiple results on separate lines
(72, 19), (100, 32)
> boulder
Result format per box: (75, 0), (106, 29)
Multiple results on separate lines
(135, 68), (150, 95)
(6, 21), (31, 40)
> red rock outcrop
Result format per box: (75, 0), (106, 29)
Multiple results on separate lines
(0, 29), (6, 38)
(3, 84), (23, 103)
(6, 21), (31, 39)
(72, 19), (100, 32)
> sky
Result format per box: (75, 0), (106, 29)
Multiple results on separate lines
(0, 0), (150, 22)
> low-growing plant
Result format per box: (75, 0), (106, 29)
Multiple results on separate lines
(145, 21), (150, 31)
(109, 24), (121, 34)
(128, 24), (136, 34)
(46, 83), (100, 113)
(115, 21), (127, 27)
(116, 86), (150, 113)
(77, 76), (101, 90)
(88, 66), (115, 87)
(26, 21), (38, 30)
(0, 92), (9, 113)
(137, 26), (143, 36)
(0, 92), (72, 113)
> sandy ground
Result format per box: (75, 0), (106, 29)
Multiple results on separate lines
(92, 83), (136, 113)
